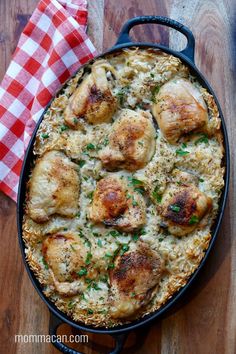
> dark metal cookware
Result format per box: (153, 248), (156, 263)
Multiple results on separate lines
(17, 16), (230, 354)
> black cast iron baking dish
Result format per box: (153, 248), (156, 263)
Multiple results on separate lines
(17, 16), (230, 354)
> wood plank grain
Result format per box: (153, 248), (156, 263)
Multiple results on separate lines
(0, 0), (235, 353)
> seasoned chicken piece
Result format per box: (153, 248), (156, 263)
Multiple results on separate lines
(28, 150), (80, 223)
(152, 78), (208, 143)
(89, 175), (146, 232)
(109, 242), (163, 318)
(42, 232), (89, 296)
(99, 109), (156, 171)
(64, 60), (117, 127)
(158, 170), (212, 236)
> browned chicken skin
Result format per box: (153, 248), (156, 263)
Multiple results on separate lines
(28, 150), (80, 223)
(152, 78), (208, 143)
(109, 242), (163, 318)
(42, 232), (89, 296)
(99, 109), (156, 171)
(64, 60), (117, 127)
(88, 175), (146, 232)
(159, 170), (212, 236)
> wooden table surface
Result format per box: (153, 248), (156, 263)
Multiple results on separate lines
(0, 0), (235, 353)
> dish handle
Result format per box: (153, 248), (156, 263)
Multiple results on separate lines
(115, 15), (195, 63)
(49, 311), (128, 354)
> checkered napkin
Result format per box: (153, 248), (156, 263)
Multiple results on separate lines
(0, 0), (97, 201)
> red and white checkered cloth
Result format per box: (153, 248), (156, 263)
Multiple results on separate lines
(0, 0), (97, 201)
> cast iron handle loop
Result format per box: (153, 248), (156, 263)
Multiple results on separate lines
(115, 15), (195, 63)
(49, 312), (128, 354)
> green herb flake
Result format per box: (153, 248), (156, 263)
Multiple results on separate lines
(169, 204), (181, 212)
(176, 149), (190, 156)
(150, 73), (154, 78)
(97, 239), (103, 247)
(109, 230), (121, 238)
(60, 124), (69, 132)
(99, 274), (108, 282)
(131, 292), (136, 298)
(92, 282), (101, 291)
(195, 134), (209, 145)
(134, 186), (145, 195)
(189, 215), (199, 225)
(108, 263), (115, 269)
(151, 85), (160, 103)
(132, 233), (139, 242)
(87, 309), (94, 315)
(105, 252), (113, 258)
(152, 186), (162, 203)
(199, 178), (204, 182)
(78, 160), (86, 168)
(77, 267), (87, 276)
(85, 252), (92, 265)
(73, 117), (79, 124)
(41, 133), (49, 139)
(103, 137), (109, 146)
(121, 244), (129, 255)
(182, 142), (187, 148)
(87, 191), (94, 200)
(128, 177), (143, 186)
(86, 143), (96, 150)
(67, 301), (76, 309)
(42, 257), (49, 270)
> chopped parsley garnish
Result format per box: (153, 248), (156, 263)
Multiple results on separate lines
(99, 274), (108, 283)
(104, 252), (113, 258)
(67, 301), (76, 309)
(41, 133), (49, 139)
(176, 149), (190, 156)
(78, 160), (86, 168)
(134, 186), (145, 195)
(103, 137), (109, 146)
(109, 230), (121, 238)
(86, 143), (96, 150)
(87, 309), (94, 315)
(73, 117), (79, 124)
(97, 239), (102, 247)
(85, 252), (92, 265)
(70, 244), (76, 252)
(116, 86), (130, 106)
(128, 177), (143, 186)
(42, 257), (49, 270)
(60, 124), (69, 132)
(189, 215), (199, 225)
(151, 85), (160, 103)
(152, 186), (162, 203)
(195, 134), (209, 145)
(87, 191), (94, 200)
(199, 178), (204, 182)
(159, 237), (164, 242)
(92, 282), (101, 291)
(131, 292), (136, 297)
(150, 73), (154, 78)
(121, 244), (129, 255)
(132, 199), (138, 207)
(107, 263), (115, 269)
(182, 142), (187, 148)
(170, 204), (181, 212)
(77, 267), (87, 276)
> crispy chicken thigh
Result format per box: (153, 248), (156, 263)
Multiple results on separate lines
(28, 150), (80, 223)
(99, 109), (156, 171)
(89, 175), (146, 232)
(159, 170), (212, 236)
(42, 232), (88, 296)
(109, 242), (163, 318)
(64, 60), (117, 127)
(152, 78), (208, 143)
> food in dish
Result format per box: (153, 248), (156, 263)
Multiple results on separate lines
(23, 48), (225, 327)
